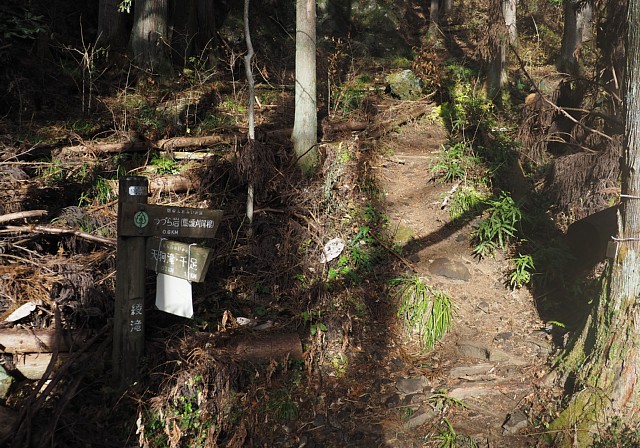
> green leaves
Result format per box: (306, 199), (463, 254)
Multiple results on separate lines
(392, 276), (455, 350)
(472, 192), (522, 258)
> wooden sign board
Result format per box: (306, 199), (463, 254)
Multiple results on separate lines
(146, 237), (212, 282)
(119, 203), (223, 239)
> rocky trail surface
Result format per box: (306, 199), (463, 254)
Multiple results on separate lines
(302, 102), (558, 447)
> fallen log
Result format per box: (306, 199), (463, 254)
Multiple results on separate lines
(12, 353), (69, 380)
(225, 332), (303, 362)
(0, 328), (95, 353)
(59, 134), (242, 155)
(0, 210), (48, 224)
(367, 102), (432, 139)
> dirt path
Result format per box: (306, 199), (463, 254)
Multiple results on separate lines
(372, 102), (554, 446)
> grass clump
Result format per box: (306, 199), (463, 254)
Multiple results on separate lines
(391, 276), (455, 350)
(472, 192), (522, 258)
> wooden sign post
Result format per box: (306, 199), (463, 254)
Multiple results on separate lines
(113, 176), (223, 386)
(113, 176), (148, 387)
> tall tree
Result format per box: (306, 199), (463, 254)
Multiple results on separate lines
(168, 0), (223, 68)
(486, 0), (516, 99)
(98, 0), (128, 49)
(558, 0), (593, 74)
(130, 0), (171, 75)
(292, 0), (318, 174)
(549, 0), (640, 444)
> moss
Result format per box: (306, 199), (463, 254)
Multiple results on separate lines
(547, 389), (609, 447)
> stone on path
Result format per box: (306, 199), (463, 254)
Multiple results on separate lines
(502, 410), (529, 435)
(396, 376), (428, 395)
(429, 257), (471, 281)
(404, 407), (437, 429)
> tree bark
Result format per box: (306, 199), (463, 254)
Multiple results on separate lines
(98, 0), (128, 49)
(558, 0), (593, 74)
(292, 0), (318, 174)
(550, 0), (640, 444)
(486, 0), (515, 99)
(429, 0), (440, 38)
(130, 0), (172, 75)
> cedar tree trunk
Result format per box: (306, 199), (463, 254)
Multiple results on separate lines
(549, 1), (640, 444)
(130, 0), (172, 75)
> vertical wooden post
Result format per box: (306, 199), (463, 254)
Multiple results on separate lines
(113, 176), (148, 386)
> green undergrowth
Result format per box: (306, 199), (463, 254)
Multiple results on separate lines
(391, 276), (455, 350)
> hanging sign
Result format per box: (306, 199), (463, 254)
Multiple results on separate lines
(145, 237), (212, 282)
(119, 203), (223, 239)
(155, 273), (193, 318)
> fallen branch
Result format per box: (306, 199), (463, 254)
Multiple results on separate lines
(0, 225), (116, 246)
(0, 210), (48, 224)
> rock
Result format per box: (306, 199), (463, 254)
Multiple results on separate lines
(429, 257), (471, 281)
(449, 363), (495, 380)
(404, 407), (437, 429)
(457, 341), (490, 360)
(477, 301), (491, 313)
(502, 410), (529, 435)
(488, 348), (511, 362)
(449, 384), (504, 400)
(525, 331), (554, 355)
(385, 70), (423, 100)
(395, 376), (427, 395)
(0, 365), (12, 399)
(494, 331), (513, 342)
(385, 394), (401, 408)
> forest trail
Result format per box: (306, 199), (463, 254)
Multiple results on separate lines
(366, 101), (556, 447)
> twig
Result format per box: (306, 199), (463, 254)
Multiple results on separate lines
(0, 225), (116, 246)
(369, 232), (416, 273)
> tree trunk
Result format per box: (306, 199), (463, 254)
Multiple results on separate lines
(292, 0), (318, 174)
(504, 0), (517, 44)
(442, 0), (453, 16)
(130, 0), (172, 75)
(558, 0), (593, 74)
(429, 0), (440, 38)
(244, 0), (256, 229)
(486, 0), (515, 99)
(549, 0), (640, 444)
(98, 0), (128, 49)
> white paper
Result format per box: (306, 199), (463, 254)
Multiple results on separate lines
(155, 273), (193, 318)
(320, 238), (345, 263)
(4, 302), (37, 322)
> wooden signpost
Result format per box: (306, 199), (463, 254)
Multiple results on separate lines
(112, 176), (222, 386)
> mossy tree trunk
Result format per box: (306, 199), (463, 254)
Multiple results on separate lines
(550, 3), (640, 445)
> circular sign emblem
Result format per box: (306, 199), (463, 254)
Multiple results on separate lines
(134, 211), (149, 228)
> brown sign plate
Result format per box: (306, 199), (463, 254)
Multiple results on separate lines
(145, 237), (212, 282)
(119, 203), (223, 239)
